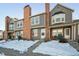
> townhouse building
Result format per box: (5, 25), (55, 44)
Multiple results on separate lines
(5, 3), (79, 41)
(5, 16), (23, 39)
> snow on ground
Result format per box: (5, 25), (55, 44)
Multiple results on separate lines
(33, 40), (79, 56)
(0, 40), (6, 43)
(0, 40), (38, 53)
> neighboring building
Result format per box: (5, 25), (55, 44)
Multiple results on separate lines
(15, 19), (23, 39)
(5, 3), (79, 41)
(5, 17), (23, 39)
(0, 30), (3, 40)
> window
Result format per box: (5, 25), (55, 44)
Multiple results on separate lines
(9, 24), (14, 30)
(18, 24), (19, 27)
(58, 29), (63, 35)
(52, 29), (63, 36)
(10, 18), (14, 23)
(62, 18), (64, 21)
(19, 21), (23, 28)
(31, 17), (34, 25)
(20, 22), (22, 26)
(56, 18), (60, 22)
(51, 14), (65, 24)
(35, 16), (40, 24)
(66, 28), (70, 35)
(52, 30), (57, 36)
(31, 16), (40, 25)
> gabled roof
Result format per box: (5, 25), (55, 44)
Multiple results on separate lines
(24, 5), (30, 8)
(51, 4), (74, 12)
(30, 12), (46, 18)
(14, 19), (24, 22)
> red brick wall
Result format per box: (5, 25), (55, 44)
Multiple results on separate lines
(5, 16), (10, 31)
(23, 5), (32, 40)
(45, 3), (50, 40)
(4, 16), (10, 40)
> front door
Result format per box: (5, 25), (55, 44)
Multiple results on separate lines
(64, 28), (70, 39)
(41, 29), (46, 39)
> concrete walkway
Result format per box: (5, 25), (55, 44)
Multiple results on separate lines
(0, 40), (50, 56)
(27, 40), (50, 56)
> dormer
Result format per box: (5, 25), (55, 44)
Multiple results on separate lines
(51, 4), (74, 25)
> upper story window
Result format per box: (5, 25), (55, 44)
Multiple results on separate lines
(31, 17), (34, 25)
(56, 18), (60, 22)
(51, 13), (65, 24)
(9, 24), (14, 30)
(16, 21), (23, 29)
(10, 18), (14, 24)
(31, 16), (40, 25)
(20, 23), (22, 26)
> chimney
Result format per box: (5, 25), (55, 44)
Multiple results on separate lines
(45, 3), (50, 25)
(23, 5), (31, 40)
(5, 16), (10, 40)
(45, 3), (50, 41)
(45, 3), (50, 15)
(5, 16), (10, 31)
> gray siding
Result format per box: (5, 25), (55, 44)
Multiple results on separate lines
(51, 5), (72, 24)
(76, 24), (79, 41)
(31, 14), (45, 28)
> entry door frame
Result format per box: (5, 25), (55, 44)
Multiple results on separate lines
(41, 29), (46, 39)
(64, 28), (70, 39)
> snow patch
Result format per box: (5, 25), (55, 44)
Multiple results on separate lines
(0, 40), (6, 43)
(0, 40), (38, 53)
(33, 40), (79, 56)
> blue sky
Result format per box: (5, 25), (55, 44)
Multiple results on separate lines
(0, 3), (79, 30)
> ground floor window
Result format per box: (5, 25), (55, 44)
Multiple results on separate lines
(52, 29), (63, 37)
(52, 30), (57, 36)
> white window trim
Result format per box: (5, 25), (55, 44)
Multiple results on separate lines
(31, 16), (40, 25)
(51, 14), (65, 24)
(52, 29), (63, 36)
(64, 28), (70, 38)
(35, 16), (40, 25)
(65, 28), (70, 36)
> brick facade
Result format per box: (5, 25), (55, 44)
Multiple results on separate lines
(4, 16), (10, 40)
(45, 3), (50, 40)
(23, 5), (32, 40)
